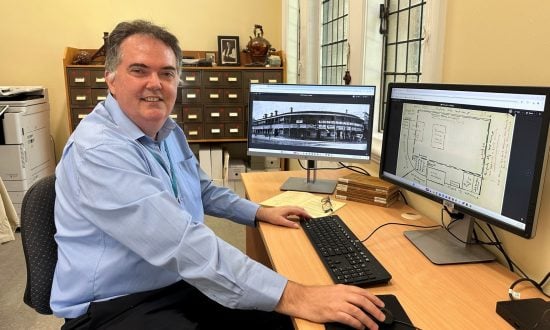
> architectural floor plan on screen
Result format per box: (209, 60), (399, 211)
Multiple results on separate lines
(396, 103), (515, 213)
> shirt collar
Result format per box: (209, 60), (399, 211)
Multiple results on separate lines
(105, 93), (177, 142)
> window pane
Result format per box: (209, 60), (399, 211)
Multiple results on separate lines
(385, 44), (396, 72)
(389, 0), (398, 12)
(397, 11), (409, 42)
(410, 5), (422, 39)
(396, 44), (406, 73)
(388, 14), (397, 43)
(407, 41), (420, 72)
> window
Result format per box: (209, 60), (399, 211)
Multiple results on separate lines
(282, 0), (445, 159)
(320, 0), (349, 85)
(379, 0), (425, 131)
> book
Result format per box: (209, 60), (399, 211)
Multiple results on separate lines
(337, 173), (398, 194)
(336, 183), (397, 198)
(260, 190), (345, 218)
(335, 191), (398, 207)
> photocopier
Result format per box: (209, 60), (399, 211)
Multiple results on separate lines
(0, 86), (55, 225)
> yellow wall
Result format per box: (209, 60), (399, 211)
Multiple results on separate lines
(409, 0), (550, 283)
(0, 0), (282, 160)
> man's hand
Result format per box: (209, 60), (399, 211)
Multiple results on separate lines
(255, 206), (310, 229)
(275, 281), (386, 329)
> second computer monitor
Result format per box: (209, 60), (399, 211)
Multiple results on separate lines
(247, 83), (376, 193)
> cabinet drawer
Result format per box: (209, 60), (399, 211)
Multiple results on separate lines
(71, 107), (94, 129)
(181, 88), (201, 104)
(204, 123), (225, 139)
(182, 123), (203, 140)
(70, 88), (93, 106)
(182, 106), (203, 122)
(224, 122), (245, 138)
(169, 106), (183, 123)
(203, 88), (241, 104)
(181, 70), (201, 86)
(67, 69), (91, 87)
(203, 71), (242, 87)
(91, 89), (108, 103)
(263, 71), (283, 84)
(204, 106), (243, 122)
(204, 107), (225, 122)
(90, 70), (107, 88)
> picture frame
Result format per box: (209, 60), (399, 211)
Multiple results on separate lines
(217, 36), (240, 66)
(205, 52), (216, 64)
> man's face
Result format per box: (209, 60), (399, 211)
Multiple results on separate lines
(106, 34), (179, 137)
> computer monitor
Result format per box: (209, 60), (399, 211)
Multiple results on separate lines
(380, 82), (550, 264)
(247, 83), (376, 194)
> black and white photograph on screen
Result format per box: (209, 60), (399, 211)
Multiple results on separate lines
(249, 100), (370, 151)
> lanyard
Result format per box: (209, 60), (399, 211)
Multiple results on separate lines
(144, 140), (179, 201)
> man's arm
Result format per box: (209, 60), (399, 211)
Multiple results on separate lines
(276, 281), (387, 329)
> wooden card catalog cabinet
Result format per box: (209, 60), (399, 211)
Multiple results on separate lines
(64, 47), (284, 142)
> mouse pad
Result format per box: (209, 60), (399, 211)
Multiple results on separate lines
(325, 294), (413, 330)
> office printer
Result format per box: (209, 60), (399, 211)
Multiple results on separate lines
(0, 86), (55, 224)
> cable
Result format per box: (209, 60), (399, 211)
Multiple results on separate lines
(394, 319), (423, 330)
(508, 272), (550, 300)
(360, 222), (440, 243)
(296, 159), (371, 176)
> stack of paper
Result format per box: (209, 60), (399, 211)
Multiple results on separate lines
(260, 191), (345, 218)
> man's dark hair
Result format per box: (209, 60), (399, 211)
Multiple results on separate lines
(105, 20), (182, 75)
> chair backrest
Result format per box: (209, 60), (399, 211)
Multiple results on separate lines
(20, 174), (57, 315)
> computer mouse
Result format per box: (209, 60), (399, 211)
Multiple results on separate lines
(379, 307), (394, 325)
(325, 306), (394, 330)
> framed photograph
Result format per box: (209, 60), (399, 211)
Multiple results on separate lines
(205, 52), (216, 64)
(217, 36), (240, 66)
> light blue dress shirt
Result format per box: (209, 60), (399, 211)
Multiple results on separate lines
(51, 94), (287, 318)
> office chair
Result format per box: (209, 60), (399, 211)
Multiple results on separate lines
(20, 174), (57, 315)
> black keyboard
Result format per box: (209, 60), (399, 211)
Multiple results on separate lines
(300, 214), (392, 286)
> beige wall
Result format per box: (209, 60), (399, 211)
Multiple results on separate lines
(409, 0), (550, 283)
(0, 0), (282, 160)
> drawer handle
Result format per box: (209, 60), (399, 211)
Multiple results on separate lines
(227, 77), (238, 82)
(210, 112), (220, 117)
(229, 112), (238, 117)
(96, 96), (107, 101)
(209, 94), (219, 99)
(95, 77), (106, 83)
(187, 114), (198, 119)
(74, 77), (86, 83)
(228, 94), (238, 99)
(229, 128), (239, 133)
(210, 128), (221, 134)
(186, 93), (196, 99)
(209, 77), (219, 82)
(268, 79), (278, 83)
(77, 114), (88, 119)
(185, 76), (196, 81)
(250, 79), (260, 83)
(76, 95), (87, 101)
(188, 130), (198, 136)
(169, 114), (178, 119)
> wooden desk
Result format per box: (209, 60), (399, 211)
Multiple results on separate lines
(242, 170), (541, 330)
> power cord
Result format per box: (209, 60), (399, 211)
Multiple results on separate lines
(508, 272), (550, 300)
(360, 222), (440, 243)
(296, 159), (371, 176)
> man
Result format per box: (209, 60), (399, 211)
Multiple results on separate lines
(53, 20), (386, 329)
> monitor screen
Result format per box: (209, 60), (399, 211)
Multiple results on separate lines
(379, 83), (550, 263)
(247, 83), (376, 193)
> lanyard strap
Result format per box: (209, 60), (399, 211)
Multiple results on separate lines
(144, 140), (179, 200)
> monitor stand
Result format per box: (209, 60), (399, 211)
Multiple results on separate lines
(404, 214), (496, 265)
(280, 160), (337, 194)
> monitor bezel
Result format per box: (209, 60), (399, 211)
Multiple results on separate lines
(247, 83), (376, 163)
(379, 82), (550, 239)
